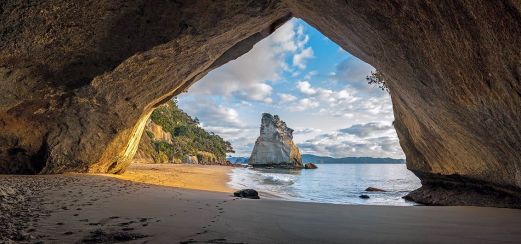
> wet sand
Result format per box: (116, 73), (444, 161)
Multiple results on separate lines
(1, 168), (521, 243)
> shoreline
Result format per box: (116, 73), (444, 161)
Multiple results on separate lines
(1, 173), (520, 243)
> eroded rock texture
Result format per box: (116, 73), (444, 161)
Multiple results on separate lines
(285, 0), (521, 207)
(0, 0), (291, 174)
(249, 113), (303, 168)
(1, 0), (520, 206)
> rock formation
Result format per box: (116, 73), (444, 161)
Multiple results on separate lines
(0, 0), (520, 207)
(133, 120), (173, 164)
(249, 113), (303, 168)
(304, 163), (317, 169)
(233, 189), (260, 199)
(284, 0), (521, 207)
(0, 0), (290, 174)
(133, 100), (233, 165)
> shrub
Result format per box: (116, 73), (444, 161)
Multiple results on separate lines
(366, 70), (389, 92)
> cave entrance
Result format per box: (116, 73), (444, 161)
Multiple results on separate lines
(132, 18), (420, 205)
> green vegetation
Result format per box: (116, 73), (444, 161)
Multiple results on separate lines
(366, 70), (389, 92)
(145, 130), (155, 140)
(148, 99), (234, 162)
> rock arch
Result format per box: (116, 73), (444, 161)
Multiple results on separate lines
(1, 0), (520, 206)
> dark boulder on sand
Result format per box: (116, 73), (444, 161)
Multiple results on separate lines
(304, 163), (318, 169)
(233, 189), (260, 199)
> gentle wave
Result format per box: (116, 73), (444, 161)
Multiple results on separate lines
(261, 175), (295, 185)
(228, 164), (422, 206)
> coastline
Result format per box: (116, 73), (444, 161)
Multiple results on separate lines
(108, 163), (236, 193)
(1, 173), (520, 243)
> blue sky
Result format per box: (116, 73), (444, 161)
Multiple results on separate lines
(178, 18), (404, 159)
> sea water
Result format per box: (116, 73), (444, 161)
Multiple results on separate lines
(228, 164), (422, 206)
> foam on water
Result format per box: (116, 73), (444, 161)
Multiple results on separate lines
(228, 164), (422, 206)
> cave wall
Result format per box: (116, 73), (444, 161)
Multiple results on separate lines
(285, 0), (521, 206)
(1, 0), (520, 206)
(0, 0), (291, 173)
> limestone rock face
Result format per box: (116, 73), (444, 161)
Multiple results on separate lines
(133, 121), (170, 164)
(285, 0), (521, 207)
(0, 0), (290, 174)
(149, 122), (172, 143)
(249, 113), (303, 168)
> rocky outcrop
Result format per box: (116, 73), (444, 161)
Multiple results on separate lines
(1, 0), (520, 207)
(248, 113), (303, 168)
(365, 187), (386, 192)
(304, 163), (317, 169)
(133, 121), (170, 164)
(233, 189), (260, 199)
(182, 155), (198, 164)
(148, 123), (171, 143)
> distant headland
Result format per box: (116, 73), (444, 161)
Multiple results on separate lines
(228, 154), (405, 164)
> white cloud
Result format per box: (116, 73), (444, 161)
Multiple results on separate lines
(296, 80), (316, 95)
(178, 98), (244, 128)
(338, 122), (395, 138)
(278, 93), (297, 103)
(292, 80), (393, 122)
(293, 47), (313, 69)
(178, 19), (400, 158)
(236, 83), (273, 103)
(304, 70), (317, 80)
(294, 127), (321, 134)
(298, 122), (404, 158)
(186, 20), (303, 104)
(292, 98), (320, 111)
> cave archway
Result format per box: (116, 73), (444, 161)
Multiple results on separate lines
(0, 1), (519, 206)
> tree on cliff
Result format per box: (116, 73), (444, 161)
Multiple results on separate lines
(147, 99), (234, 162)
(366, 70), (389, 92)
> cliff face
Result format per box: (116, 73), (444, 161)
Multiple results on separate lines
(0, 0), (520, 206)
(285, 0), (521, 207)
(249, 113), (303, 168)
(133, 100), (233, 165)
(133, 121), (169, 164)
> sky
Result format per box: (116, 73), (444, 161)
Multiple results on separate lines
(178, 18), (404, 159)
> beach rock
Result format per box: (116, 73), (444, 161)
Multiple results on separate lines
(365, 187), (386, 192)
(0, 0), (520, 207)
(304, 163), (318, 169)
(359, 195), (370, 199)
(233, 189), (260, 199)
(248, 114), (303, 169)
(182, 156), (199, 165)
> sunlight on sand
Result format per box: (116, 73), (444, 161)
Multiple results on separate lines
(107, 163), (236, 193)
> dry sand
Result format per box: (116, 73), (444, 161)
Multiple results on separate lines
(1, 164), (521, 243)
(108, 163), (236, 193)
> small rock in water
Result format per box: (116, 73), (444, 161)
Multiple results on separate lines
(304, 163), (318, 169)
(233, 189), (260, 199)
(365, 187), (386, 192)
(359, 194), (370, 199)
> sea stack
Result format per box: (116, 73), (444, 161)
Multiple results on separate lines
(249, 113), (303, 169)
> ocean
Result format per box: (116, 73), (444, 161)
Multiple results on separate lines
(228, 164), (422, 206)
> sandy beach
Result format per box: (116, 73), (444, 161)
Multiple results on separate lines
(108, 163), (236, 193)
(1, 164), (521, 243)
